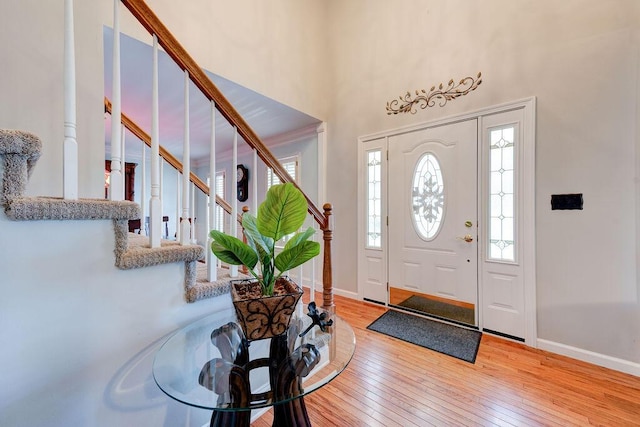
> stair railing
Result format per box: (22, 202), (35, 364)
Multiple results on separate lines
(104, 97), (239, 226)
(104, 0), (334, 309)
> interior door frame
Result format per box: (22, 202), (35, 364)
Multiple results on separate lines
(357, 97), (537, 346)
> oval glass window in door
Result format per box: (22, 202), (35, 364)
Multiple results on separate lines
(411, 153), (445, 240)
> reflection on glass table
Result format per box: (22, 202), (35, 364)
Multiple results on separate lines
(153, 303), (356, 427)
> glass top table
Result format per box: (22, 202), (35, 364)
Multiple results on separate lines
(153, 303), (355, 427)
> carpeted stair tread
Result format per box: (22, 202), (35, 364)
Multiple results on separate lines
(6, 196), (140, 221)
(117, 239), (205, 269)
(185, 264), (249, 303)
(0, 129), (42, 204)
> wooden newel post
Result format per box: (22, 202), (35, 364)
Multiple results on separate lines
(240, 206), (249, 275)
(322, 203), (334, 311)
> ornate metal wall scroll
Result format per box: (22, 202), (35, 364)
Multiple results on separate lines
(386, 72), (482, 115)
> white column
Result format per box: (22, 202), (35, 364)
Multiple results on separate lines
(207, 101), (217, 282)
(63, 0), (78, 200)
(230, 126), (238, 277)
(109, 0), (123, 201)
(149, 34), (162, 248)
(180, 71), (191, 245)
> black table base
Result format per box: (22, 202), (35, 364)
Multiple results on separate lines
(204, 327), (320, 427)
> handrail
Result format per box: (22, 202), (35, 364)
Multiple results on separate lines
(120, 0), (327, 230)
(104, 97), (233, 217)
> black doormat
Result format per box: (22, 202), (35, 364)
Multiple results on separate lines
(395, 295), (475, 326)
(366, 310), (482, 363)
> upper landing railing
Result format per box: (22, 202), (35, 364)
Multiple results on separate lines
(104, 97), (234, 218)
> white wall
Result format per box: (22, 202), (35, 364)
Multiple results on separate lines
(0, 217), (232, 427)
(325, 0), (640, 365)
(0, 0), (105, 199)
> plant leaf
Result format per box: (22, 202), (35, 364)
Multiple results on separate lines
(275, 240), (320, 273)
(257, 183), (308, 241)
(209, 230), (258, 269)
(242, 213), (271, 261)
(284, 226), (316, 251)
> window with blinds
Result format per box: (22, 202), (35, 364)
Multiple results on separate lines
(267, 156), (300, 247)
(267, 156), (298, 188)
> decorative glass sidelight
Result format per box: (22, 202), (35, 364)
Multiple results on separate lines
(489, 125), (515, 261)
(412, 153), (444, 240)
(366, 150), (382, 248)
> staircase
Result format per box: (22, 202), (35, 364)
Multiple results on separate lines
(1, 0), (334, 309)
(0, 129), (236, 302)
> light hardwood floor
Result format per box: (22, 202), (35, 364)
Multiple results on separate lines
(253, 294), (640, 426)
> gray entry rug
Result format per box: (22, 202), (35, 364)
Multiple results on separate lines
(367, 310), (482, 363)
(395, 295), (475, 326)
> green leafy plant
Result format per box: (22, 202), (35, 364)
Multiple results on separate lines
(209, 182), (320, 296)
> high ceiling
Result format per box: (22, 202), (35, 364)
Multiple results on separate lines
(103, 27), (321, 165)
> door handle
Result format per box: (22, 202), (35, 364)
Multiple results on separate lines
(457, 234), (474, 243)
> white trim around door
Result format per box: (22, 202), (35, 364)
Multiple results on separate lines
(357, 97), (537, 346)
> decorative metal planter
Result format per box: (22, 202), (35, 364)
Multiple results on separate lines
(230, 277), (303, 341)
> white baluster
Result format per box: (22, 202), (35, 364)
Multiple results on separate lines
(190, 182), (196, 243)
(207, 101), (217, 282)
(149, 34), (161, 248)
(63, 0), (78, 200)
(121, 126), (126, 198)
(176, 172), (181, 242)
(140, 144), (146, 234)
(109, 0), (123, 201)
(180, 71), (191, 245)
(252, 148), (258, 211)
(230, 126), (238, 278)
(310, 231), (316, 303)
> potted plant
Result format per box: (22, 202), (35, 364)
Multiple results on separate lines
(209, 182), (320, 340)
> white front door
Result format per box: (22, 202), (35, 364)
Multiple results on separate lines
(388, 120), (478, 325)
(358, 98), (535, 343)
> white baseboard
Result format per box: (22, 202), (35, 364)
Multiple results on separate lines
(301, 285), (359, 301)
(537, 338), (640, 377)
